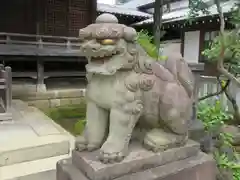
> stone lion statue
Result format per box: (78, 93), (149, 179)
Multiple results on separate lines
(76, 13), (195, 164)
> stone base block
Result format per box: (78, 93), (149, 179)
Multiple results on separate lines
(36, 83), (47, 92)
(57, 152), (216, 180)
(56, 140), (216, 180)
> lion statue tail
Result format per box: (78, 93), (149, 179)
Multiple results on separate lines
(164, 54), (195, 98)
(135, 43), (195, 98)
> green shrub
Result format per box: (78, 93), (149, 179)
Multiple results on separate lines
(197, 97), (240, 180)
(137, 30), (167, 60)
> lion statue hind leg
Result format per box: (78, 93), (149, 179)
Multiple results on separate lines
(143, 82), (191, 152)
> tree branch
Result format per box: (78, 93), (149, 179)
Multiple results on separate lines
(198, 77), (230, 101)
(217, 78), (240, 122)
(154, 0), (163, 60)
(214, 0), (240, 87)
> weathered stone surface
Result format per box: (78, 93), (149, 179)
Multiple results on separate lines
(71, 97), (85, 105)
(50, 99), (61, 107)
(72, 140), (200, 180)
(60, 98), (72, 106)
(57, 159), (88, 180)
(28, 99), (50, 109)
(57, 152), (216, 180)
(14, 89), (86, 101)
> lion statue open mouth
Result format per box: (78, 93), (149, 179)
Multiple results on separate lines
(76, 13), (195, 164)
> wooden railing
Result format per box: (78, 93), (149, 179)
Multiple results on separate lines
(11, 71), (86, 79)
(0, 32), (82, 56)
(197, 76), (236, 111)
(0, 32), (81, 47)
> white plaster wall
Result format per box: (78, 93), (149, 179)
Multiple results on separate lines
(161, 42), (181, 57)
(98, 0), (115, 5)
(183, 31), (200, 63)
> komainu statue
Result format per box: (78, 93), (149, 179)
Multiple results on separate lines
(76, 13), (195, 164)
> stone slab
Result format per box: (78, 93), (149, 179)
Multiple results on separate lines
(0, 100), (73, 167)
(72, 140), (200, 180)
(57, 152), (216, 180)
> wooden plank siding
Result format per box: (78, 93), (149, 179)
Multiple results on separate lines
(0, 0), (96, 88)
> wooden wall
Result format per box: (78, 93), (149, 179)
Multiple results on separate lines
(0, 0), (97, 37)
(0, 0), (37, 34)
(42, 0), (95, 36)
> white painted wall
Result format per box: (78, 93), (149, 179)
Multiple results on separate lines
(183, 31), (200, 63)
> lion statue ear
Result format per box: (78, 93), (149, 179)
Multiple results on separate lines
(123, 27), (137, 42)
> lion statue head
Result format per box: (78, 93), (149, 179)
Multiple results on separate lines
(78, 13), (148, 75)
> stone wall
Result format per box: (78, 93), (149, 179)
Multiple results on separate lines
(13, 87), (86, 110)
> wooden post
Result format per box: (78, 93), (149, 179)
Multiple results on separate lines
(36, 58), (46, 92)
(5, 66), (12, 111)
(91, 0), (97, 23)
(0, 64), (12, 121)
(188, 63), (205, 142)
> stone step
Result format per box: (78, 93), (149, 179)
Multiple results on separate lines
(0, 135), (70, 167)
(7, 170), (56, 180)
(1, 155), (70, 180)
(0, 100), (75, 180)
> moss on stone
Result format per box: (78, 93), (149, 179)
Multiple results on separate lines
(46, 103), (86, 120)
(44, 102), (86, 136)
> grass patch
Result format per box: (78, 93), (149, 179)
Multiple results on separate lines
(44, 103), (86, 136)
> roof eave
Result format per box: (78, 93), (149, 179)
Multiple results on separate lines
(138, 0), (182, 10)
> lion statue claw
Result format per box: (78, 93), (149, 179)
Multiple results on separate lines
(76, 13), (195, 164)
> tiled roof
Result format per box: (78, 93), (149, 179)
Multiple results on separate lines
(97, 3), (152, 18)
(119, 0), (154, 9)
(133, 0), (237, 25)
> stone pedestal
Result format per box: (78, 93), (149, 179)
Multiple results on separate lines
(56, 140), (216, 180)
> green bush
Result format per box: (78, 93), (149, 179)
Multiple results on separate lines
(197, 98), (233, 131)
(46, 103), (86, 121)
(73, 119), (86, 135)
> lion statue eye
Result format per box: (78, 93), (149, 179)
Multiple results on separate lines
(100, 39), (116, 45)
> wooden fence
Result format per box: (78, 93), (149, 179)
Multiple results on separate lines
(197, 76), (235, 111)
